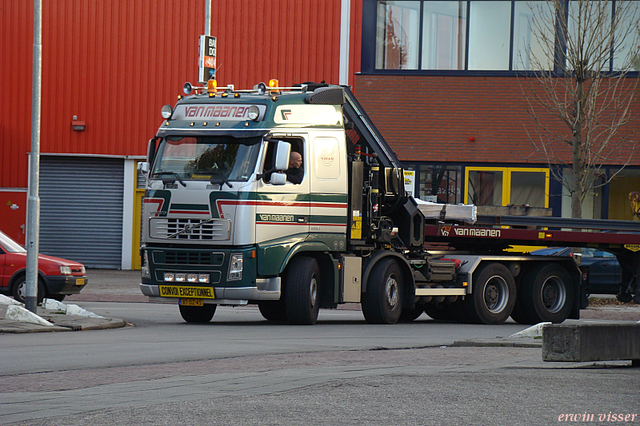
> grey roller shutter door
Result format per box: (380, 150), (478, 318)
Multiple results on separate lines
(39, 156), (124, 268)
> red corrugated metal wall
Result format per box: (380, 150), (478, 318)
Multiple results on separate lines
(1, 0), (358, 189)
(0, 1), (34, 189)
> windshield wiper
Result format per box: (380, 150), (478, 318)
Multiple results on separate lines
(210, 173), (233, 189)
(154, 171), (186, 187)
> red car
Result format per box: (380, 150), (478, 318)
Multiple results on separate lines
(0, 230), (88, 304)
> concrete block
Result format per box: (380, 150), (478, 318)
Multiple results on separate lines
(509, 322), (550, 339)
(542, 323), (640, 363)
(0, 294), (21, 306)
(5, 305), (54, 326)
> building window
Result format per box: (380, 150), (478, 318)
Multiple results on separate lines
(465, 167), (549, 208)
(364, 0), (640, 73)
(376, 1), (421, 69)
(513, 1), (554, 70)
(418, 164), (463, 203)
(468, 1), (511, 70)
(421, 1), (467, 70)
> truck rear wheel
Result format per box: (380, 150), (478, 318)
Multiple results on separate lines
(463, 263), (515, 324)
(362, 258), (403, 324)
(285, 256), (320, 325)
(517, 264), (574, 324)
(398, 300), (426, 322)
(179, 304), (216, 323)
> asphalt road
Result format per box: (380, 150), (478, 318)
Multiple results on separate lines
(1, 270), (639, 425)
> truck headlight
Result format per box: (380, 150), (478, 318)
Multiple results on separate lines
(228, 253), (243, 281)
(247, 105), (259, 121)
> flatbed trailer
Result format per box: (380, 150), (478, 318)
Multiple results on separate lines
(414, 217), (640, 324)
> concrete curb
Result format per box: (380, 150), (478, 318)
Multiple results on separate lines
(451, 338), (542, 348)
(0, 298), (127, 334)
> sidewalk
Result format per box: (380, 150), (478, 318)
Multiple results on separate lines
(0, 269), (138, 334)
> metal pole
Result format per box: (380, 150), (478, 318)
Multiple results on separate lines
(205, 0), (211, 36)
(26, 0), (42, 313)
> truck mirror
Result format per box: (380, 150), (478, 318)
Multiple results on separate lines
(137, 162), (150, 174)
(270, 172), (287, 186)
(147, 138), (157, 164)
(274, 141), (291, 171)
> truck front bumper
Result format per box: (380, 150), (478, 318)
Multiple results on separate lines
(139, 276), (281, 304)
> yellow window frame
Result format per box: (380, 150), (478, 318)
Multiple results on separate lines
(464, 166), (550, 208)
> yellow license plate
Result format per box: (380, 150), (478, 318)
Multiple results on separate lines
(76, 278), (85, 286)
(180, 298), (204, 307)
(159, 285), (215, 299)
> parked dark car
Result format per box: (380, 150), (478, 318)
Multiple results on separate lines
(531, 247), (622, 295)
(0, 230), (88, 304)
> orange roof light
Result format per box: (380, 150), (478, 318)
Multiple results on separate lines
(207, 79), (218, 94)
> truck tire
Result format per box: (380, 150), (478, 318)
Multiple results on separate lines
(179, 304), (216, 323)
(258, 300), (287, 322)
(362, 258), (403, 324)
(424, 299), (467, 322)
(12, 276), (45, 305)
(518, 263), (574, 324)
(398, 300), (426, 322)
(284, 256), (320, 325)
(463, 263), (515, 324)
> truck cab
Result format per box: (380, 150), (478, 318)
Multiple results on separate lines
(139, 82), (356, 323)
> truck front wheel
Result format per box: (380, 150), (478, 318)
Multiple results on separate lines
(179, 304), (216, 323)
(362, 258), (403, 324)
(463, 263), (515, 324)
(517, 264), (574, 324)
(258, 300), (288, 322)
(284, 256), (320, 325)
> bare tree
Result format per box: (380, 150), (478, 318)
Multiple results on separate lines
(520, 0), (640, 218)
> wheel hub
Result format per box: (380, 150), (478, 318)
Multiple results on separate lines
(541, 277), (565, 313)
(483, 276), (508, 314)
(386, 276), (398, 309)
(309, 277), (318, 308)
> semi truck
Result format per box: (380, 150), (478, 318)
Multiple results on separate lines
(138, 79), (640, 325)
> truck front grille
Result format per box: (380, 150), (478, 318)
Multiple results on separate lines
(149, 218), (231, 241)
(154, 251), (225, 266)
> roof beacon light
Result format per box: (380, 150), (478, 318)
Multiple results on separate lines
(207, 79), (218, 95)
(269, 79), (280, 94)
(161, 104), (173, 119)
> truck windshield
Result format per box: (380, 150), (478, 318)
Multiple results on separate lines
(152, 136), (261, 181)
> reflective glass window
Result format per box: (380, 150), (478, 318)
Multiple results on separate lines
(376, 1), (421, 69)
(468, 1), (511, 70)
(421, 1), (468, 70)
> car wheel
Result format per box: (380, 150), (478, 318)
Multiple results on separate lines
(12, 276), (45, 305)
